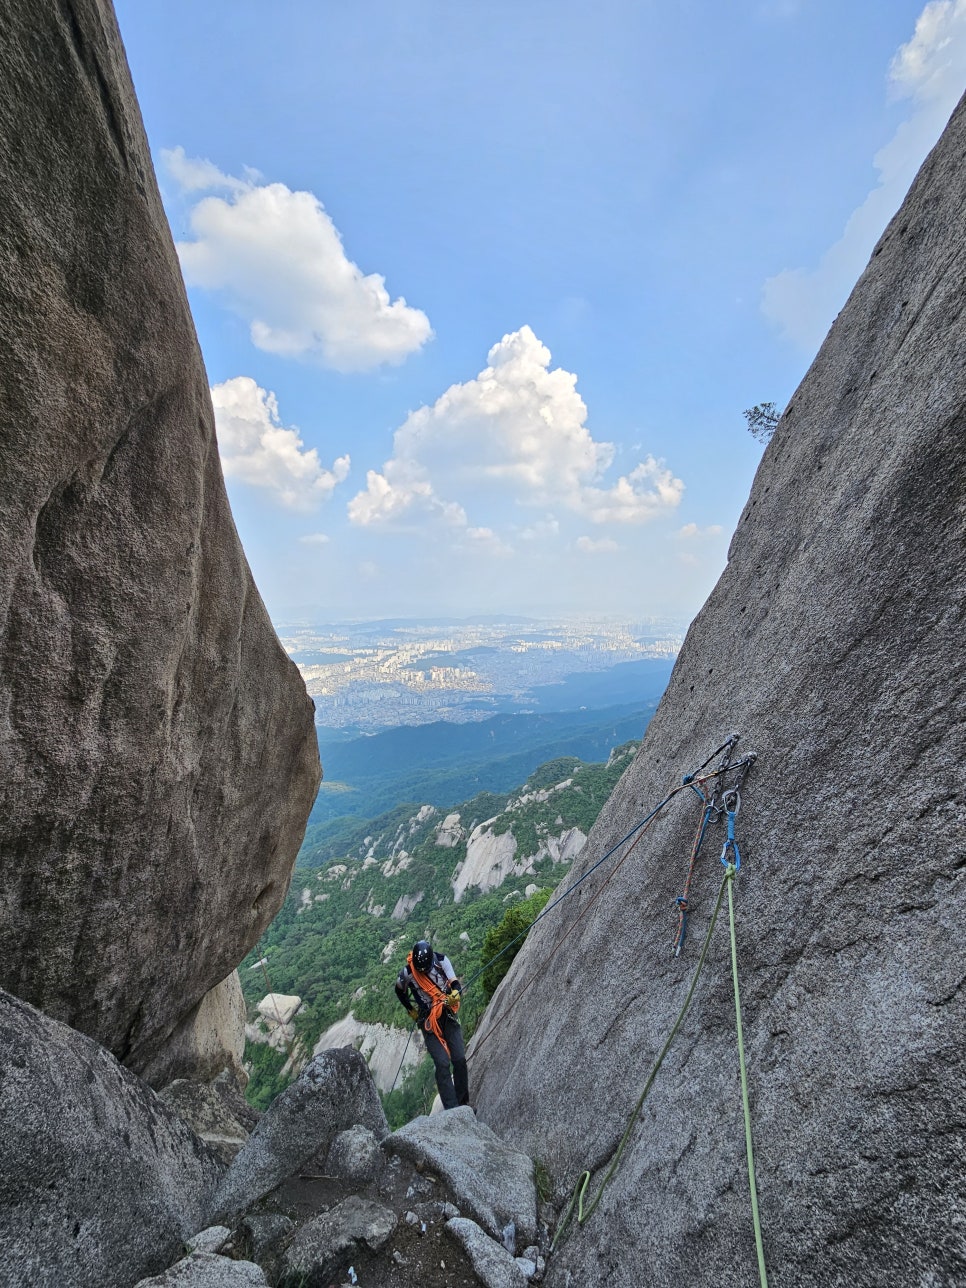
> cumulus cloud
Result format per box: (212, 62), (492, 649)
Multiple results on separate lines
(465, 527), (514, 557)
(520, 517), (561, 541)
(347, 326), (683, 530)
(575, 535), (620, 554)
(678, 522), (724, 539)
(762, 0), (966, 350)
(298, 532), (331, 546)
(211, 376), (350, 511)
(163, 149), (432, 371)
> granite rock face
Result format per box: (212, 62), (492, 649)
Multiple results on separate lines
(0, 0), (320, 1077)
(0, 989), (224, 1288)
(141, 972), (249, 1091)
(159, 1080), (251, 1164)
(472, 95), (966, 1287)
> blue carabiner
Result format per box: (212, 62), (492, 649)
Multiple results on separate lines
(719, 807), (741, 871)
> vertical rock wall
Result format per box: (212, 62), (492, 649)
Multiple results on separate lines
(0, 1), (321, 1077)
(472, 96), (966, 1286)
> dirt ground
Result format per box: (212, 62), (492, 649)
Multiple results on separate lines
(228, 1149), (510, 1288)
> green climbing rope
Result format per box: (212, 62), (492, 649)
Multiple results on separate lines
(551, 867), (732, 1252)
(726, 864), (768, 1288)
(551, 863), (769, 1288)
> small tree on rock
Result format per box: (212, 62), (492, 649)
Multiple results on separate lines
(743, 402), (782, 444)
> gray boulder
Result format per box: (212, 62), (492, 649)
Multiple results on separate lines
(210, 1068), (261, 1134)
(386, 1107), (536, 1245)
(472, 93), (966, 1288)
(325, 1123), (384, 1184)
(0, 989), (223, 1288)
(213, 1048), (389, 1220)
(280, 1196), (397, 1286)
(0, 0), (320, 1080)
(185, 1228), (231, 1256)
(445, 1218), (529, 1288)
(133, 1254), (268, 1286)
(159, 1080), (250, 1164)
(239, 1213), (295, 1260)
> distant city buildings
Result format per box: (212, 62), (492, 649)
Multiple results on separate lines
(275, 616), (684, 730)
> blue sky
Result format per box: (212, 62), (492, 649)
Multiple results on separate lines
(114, 0), (966, 622)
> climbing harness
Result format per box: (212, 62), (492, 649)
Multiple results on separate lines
(550, 754), (768, 1288)
(405, 950), (460, 1056)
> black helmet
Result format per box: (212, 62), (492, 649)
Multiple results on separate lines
(412, 940), (433, 971)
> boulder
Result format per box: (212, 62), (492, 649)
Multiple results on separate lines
(159, 1080), (250, 1164)
(239, 1213), (295, 1261)
(325, 1124), (384, 1184)
(133, 1253), (268, 1286)
(0, 989), (223, 1287)
(213, 1048), (389, 1220)
(185, 1228), (231, 1255)
(0, 0), (321, 1077)
(212, 1069), (261, 1133)
(472, 94), (966, 1288)
(280, 1196), (397, 1286)
(256, 994), (302, 1027)
(445, 1218), (530, 1288)
(386, 1107), (536, 1245)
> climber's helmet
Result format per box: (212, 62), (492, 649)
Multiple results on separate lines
(412, 940), (433, 972)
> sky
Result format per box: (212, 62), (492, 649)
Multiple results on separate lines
(114, 0), (966, 623)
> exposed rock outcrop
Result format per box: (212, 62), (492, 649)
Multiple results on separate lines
(453, 819), (585, 903)
(445, 1218), (530, 1288)
(0, 989), (224, 1287)
(472, 94), (966, 1287)
(313, 1012), (425, 1092)
(0, 0), (321, 1078)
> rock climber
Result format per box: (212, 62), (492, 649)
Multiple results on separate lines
(395, 939), (469, 1110)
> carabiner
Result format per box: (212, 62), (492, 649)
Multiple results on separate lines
(722, 787), (741, 816)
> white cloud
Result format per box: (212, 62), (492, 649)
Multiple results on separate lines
(164, 150), (432, 371)
(575, 535), (620, 554)
(520, 517), (561, 541)
(298, 532), (331, 546)
(678, 522), (724, 539)
(762, 0), (966, 350)
(347, 326), (683, 530)
(211, 376), (350, 511)
(465, 527), (514, 557)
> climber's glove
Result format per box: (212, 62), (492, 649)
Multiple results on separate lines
(446, 989), (461, 1008)
(407, 1007), (419, 1021)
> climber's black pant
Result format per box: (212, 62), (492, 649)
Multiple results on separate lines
(420, 1011), (468, 1109)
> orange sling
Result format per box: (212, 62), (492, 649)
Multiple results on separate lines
(408, 951), (460, 1056)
